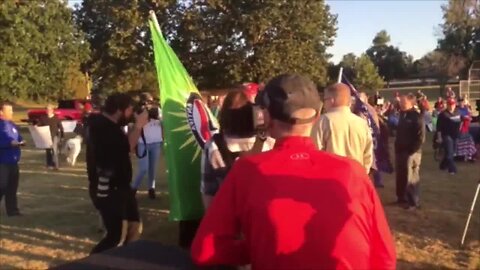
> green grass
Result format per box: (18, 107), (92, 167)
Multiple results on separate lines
(1, 111), (479, 269)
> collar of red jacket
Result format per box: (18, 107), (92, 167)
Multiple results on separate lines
(274, 136), (316, 150)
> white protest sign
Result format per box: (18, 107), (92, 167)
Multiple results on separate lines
(62, 120), (78, 133)
(28, 126), (53, 149)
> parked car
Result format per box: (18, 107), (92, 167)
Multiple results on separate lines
(27, 99), (93, 124)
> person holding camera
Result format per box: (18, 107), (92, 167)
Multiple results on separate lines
(0, 101), (25, 217)
(201, 89), (274, 209)
(192, 74), (396, 269)
(86, 93), (149, 254)
(131, 93), (163, 199)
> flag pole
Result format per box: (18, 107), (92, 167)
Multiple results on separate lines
(337, 67), (343, 83)
(149, 10), (162, 35)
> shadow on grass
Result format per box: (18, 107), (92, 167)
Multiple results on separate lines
(378, 133), (480, 268)
(397, 259), (456, 270)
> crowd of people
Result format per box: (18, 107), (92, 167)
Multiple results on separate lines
(0, 75), (479, 268)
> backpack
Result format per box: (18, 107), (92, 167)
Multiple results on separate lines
(203, 133), (266, 196)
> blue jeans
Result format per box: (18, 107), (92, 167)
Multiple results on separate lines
(373, 170), (383, 187)
(440, 136), (457, 173)
(132, 142), (162, 190)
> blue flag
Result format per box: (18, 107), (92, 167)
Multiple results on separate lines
(341, 75), (380, 137)
(342, 75), (385, 171)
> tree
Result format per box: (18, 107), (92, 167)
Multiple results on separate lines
(437, 0), (480, 77)
(339, 53), (357, 78)
(0, 1), (90, 101)
(372, 30), (391, 47)
(340, 53), (357, 68)
(172, 0), (337, 89)
(74, 0), (175, 95)
(417, 50), (466, 90)
(353, 54), (384, 92)
(366, 30), (411, 86)
(64, 64), (91, 99)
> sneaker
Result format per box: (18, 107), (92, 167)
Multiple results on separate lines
(449, 172), (456, 175)
(148, 188), (156, 200)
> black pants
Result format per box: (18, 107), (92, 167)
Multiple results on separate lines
(395, 152), (422, 207)
(91, 198), (124, 254)
(0, 164), (20, 215)
(179, 219), (201, 249)
(46, 136), (59, 167)
(90, 190), (140, 254)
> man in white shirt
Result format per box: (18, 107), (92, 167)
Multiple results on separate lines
(311, 83), (373, 173)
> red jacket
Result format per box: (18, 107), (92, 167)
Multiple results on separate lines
(191, 136), (396, 270)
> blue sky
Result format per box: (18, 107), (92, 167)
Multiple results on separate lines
(326, 0), (447, 63)
(68, 0), (447, 64)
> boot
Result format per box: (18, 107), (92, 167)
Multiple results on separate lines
(148, 188), (156, 200)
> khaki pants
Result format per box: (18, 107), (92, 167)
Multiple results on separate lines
(395, 152), (422, 206)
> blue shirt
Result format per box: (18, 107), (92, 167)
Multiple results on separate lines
(0, 119), (23, 164)
(458, 107), (469, 117)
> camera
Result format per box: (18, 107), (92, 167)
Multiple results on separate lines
(375, 97), (384, 106)
(252, 105), (266, 131)
(134, 100), (160, 120)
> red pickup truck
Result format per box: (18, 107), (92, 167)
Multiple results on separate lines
(27, 99), (93, 123)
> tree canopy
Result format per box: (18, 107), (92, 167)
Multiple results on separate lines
(366, 30), (412, 85)
(335, 53), (384, 93)
(353, 54), (385, 92)
(171, 0), (337, 89)
(74, 0), (176, 96)
(437, 0), (479, 78)
(372, 30), (391, 47)
(3, 1), (477, 101)
(0, 1), (89, 101)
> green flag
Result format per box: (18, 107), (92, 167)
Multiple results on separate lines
(149, 12), (217, 221)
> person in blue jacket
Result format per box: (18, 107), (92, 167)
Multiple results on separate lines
(0, 101), (25, 217)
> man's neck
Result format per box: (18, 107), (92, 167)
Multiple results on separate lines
(329, 105), (351, 112)
(102, 112), (118, 124)
(272, 127), (313, 139)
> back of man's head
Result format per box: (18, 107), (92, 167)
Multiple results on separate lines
(257, 74), (320, 138)
(103, 93), (134, 115)
(400, 94), (416, 111)
(324, 83), (352, 108)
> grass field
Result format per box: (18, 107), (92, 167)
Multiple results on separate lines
(0, 109), (479, 269)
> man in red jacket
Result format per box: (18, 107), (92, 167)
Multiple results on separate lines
(191, 74), (396, 270)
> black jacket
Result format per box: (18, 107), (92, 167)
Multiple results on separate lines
(437, 110), (461, 139)
(86, 114), (132, 201)
(38, 115), (64, 139)
(395, 109), (425, 154)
